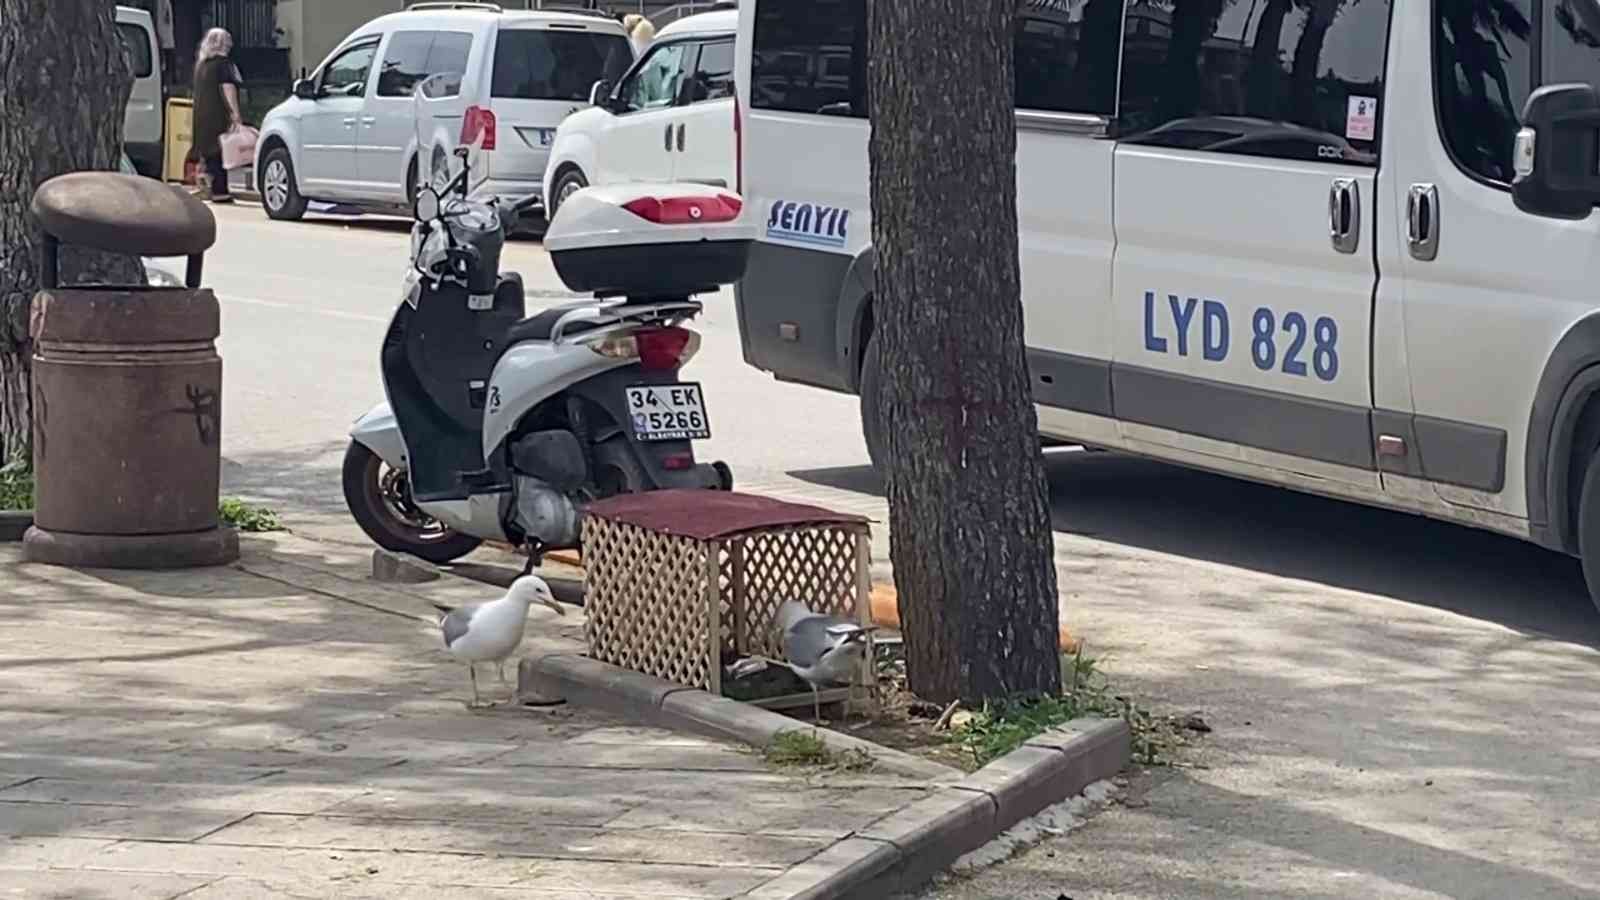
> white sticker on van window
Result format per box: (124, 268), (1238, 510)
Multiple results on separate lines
(1346, 96), (1378, 142)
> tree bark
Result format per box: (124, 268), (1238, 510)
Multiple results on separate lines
(868, 0), (1061, 705)
(0, 0), (141, 463)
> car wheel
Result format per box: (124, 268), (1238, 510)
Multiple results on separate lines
(550, 167), (588, 218)
(341, 441), (482, 565)
(261, 148), (308, 221)
(859, 331), (888, 474)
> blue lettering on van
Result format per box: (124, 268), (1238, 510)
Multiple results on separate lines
(1142, 291), (1339, 383)
(766, 200), (849, 249)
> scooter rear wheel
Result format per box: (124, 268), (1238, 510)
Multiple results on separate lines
(342, 441), (482, 565)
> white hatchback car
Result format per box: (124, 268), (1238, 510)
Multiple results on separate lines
(254, 3), (632, 222)
(542, 7), (737, 218)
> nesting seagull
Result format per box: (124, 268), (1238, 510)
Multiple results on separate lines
(775, 600), (877, 723)
(433, 575), (564, 708)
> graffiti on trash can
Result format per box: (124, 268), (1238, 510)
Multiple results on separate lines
(175, 384), (219, 446)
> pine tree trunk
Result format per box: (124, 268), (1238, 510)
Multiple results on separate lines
(0, 0), (141, 463)
(867, 0), (1061, 705)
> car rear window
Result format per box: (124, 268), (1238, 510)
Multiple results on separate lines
(117, 23), (153, 78)
(491, 28), (632, 101)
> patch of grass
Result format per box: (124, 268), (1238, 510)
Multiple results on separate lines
(765, 729), (875, 773)
(0, 461), (34, 511)
(948, 649), (1187, 769)
(218, 498), (283, 532)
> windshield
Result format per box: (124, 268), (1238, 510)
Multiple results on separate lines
(491, 29), (631, 101)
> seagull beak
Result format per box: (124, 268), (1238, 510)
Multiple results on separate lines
(542, 595), (566, 617)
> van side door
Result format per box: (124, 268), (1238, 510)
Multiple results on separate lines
(671, 36), (737, 189)
(364, 30), (474, 202)
(1378, 1), (1600, 530)
(115, 12), (162, 175)
(1108, 0), (1392, 489)
(596, 40), (694, 185)
(298, 39), (380, 196)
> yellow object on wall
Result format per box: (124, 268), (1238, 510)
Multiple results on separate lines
(163, 98), (193, 183)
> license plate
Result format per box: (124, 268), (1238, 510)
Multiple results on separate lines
(626, 383), (710, 442)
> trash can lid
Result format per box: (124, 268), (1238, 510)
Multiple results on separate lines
(31, 172), (216, 257)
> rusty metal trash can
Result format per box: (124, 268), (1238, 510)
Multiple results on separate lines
(22, 171), (238, 569)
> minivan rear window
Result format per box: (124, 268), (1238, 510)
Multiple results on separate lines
(491, 29), (632, 102)
(117, 22), (153, 79)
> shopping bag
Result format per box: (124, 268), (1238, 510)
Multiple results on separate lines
(220, 125), (258, 170)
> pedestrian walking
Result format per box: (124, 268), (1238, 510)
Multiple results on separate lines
(190, 27), (243, 204)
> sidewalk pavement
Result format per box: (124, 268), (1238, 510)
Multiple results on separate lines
(0, 534), (935, 899)
(729, 462), (1600, 900)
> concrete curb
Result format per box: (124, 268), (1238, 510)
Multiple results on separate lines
(0, 511), (33, 542)
(748, 718), (1131, 899)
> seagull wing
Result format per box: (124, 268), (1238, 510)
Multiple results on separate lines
(439, 604), (479, 649)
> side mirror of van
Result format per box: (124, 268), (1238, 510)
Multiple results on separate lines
(1513, 83), (1600, 220)
(589, 79), (614, 110)
(292, 78), (317, 101)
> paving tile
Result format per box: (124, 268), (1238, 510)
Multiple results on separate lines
(201, 812), (822, 869)
(0, 836), (118, 870)
(0, 778), (368, 815)
(0, 801), (248, 842)
(0, 868), (211, 898)
(607, 786), (933, 839)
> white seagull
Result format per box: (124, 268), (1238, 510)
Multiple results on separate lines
(775, 600), (877, 723)
(433, 575), (565, 708)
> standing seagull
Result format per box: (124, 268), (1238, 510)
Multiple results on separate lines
(433, 575), (564, 708)
(775, 600), (877, 724)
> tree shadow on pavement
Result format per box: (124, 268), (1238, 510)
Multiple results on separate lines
(790, 450), (1600, 648)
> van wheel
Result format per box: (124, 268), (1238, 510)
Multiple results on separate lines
(550, 168), (588, 218)
(859, 332), (888, 473)
(341, 442), (482, 565)
(261, 148), (308, 221)
(1577, 449), (1600, 612)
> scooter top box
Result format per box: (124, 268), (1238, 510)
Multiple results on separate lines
(545, 183), (757, 298)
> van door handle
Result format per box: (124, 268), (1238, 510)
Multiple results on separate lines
(360, 116), (376, 125)
(1328, 178), (1360, 254)
(1407, 184), (1440, 261)
(342, 117), (357, 127)
(665, 123), (674, 151)
(677, 124), (686, 152)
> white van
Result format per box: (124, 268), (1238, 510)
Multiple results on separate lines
(735, 0), (1600, 606)
(541, 7), (738, 217)
(254, 3), (632, 221)
(116, 5), (163, 177)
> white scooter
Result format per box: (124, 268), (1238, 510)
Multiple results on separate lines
(341, 137), (751, 566)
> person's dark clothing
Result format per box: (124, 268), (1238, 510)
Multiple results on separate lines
(203, 152), (231, 199)
(191, 55), (241, 159)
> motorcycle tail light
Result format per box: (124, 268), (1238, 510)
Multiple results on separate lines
(622, 195), (742, 224)
(586, 333), (639, 360)
(635, 326), (700, 370)
(662, 453), (693, 471)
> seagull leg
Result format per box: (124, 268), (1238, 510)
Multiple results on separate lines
(812, 684), (822, 725)
(468, 664), (484, 709)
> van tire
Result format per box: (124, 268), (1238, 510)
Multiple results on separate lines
(859, 332), (888, 473)
(549, 167), (588, 218)
(261, 147), (308, 221)
(1577, 448), (1600, 611)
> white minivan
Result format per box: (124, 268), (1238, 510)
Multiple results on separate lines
(734, 0), (1600, 607)
(254, 3), (631, 222)
(541, 7), (738, 218)
(116, 5), (163, 178)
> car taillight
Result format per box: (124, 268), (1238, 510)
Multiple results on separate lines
(662, 453), (694, 471)
(635, 326), (701, 370)
(734, 94), (743, 195)
(622, 195), (743, 224)
(461, 105), (497, 151)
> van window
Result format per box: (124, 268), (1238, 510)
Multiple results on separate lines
(619, 41), (692, 111)
(321, 41), (379, 97)
(1544, 1), (1600, 86)
(378, 32), (434, 97)
(1435, 0), (1532, 185)
(750, 0), (868, 118)
(491, 29), (632, 102)
(689, 39), (735, 103)
(1015, 0), (1120, 115)
(117, 23), (153, 79)
(1118, 0), (1392, 166)
(427, 32), (473, 82)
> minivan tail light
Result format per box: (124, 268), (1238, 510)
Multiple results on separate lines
(622, 195), (743, 224)
(461, 105), (497, 151)
(635, 326), (701, 370)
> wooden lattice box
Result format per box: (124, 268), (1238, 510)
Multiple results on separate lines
(581, 490), (872, 697)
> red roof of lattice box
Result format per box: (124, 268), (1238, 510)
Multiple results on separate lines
(583, 490), (870, 541)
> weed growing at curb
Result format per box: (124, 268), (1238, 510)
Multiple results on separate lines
(219, 498), (284, 533)
(948, 649), (1189, 769)
(766, 729), (876, 772)
(0, 461), (32, 512)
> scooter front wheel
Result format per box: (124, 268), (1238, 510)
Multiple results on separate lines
(342, 441), (482, 565)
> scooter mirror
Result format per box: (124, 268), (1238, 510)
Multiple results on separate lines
(415, 187), (441, 223)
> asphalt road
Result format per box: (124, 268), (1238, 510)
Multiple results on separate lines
(193, 203), (1600, 899)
